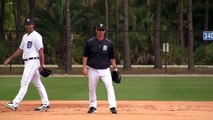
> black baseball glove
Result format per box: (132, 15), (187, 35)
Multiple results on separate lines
(111, 71), (121, 83)
(40, 68), (52, 77)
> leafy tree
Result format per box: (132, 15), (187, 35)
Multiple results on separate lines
(35, 0), (65, 67)
(1, 0), (213, 67)
(195, 43), (213, 65)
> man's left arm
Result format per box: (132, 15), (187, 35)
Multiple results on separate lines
(110, 59), (117, 71)
(109, 43), (117, 71)
(39, 48), (45, 68)
(35, 34), (45, 68)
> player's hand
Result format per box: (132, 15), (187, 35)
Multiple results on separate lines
(39, 67), (43, 72)
(39, 65), (45, 72)
(112, 66), (118, 71)
(4, 57), (12, 65)
(82, 67), (88, 78)
(112, 67), (118, 71)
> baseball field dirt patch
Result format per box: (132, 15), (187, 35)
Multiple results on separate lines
(0, 101), (213, 120)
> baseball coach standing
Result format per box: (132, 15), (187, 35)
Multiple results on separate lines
(82, 24), (118, 114)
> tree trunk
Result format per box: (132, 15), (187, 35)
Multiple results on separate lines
(178, 0), (184, 47)
(204, 0), (209, 30)
(85, 0), (96, 38)
(153, 0), (162, 68)
(187, 0), (194, 70)
(13, 0), (22, 45)
(0, 0), (5, 42)
(147, 0), (150, 6)
(115, 0), (119, 32)
(115, 0), (119, 59)
(29, 0), (35, 20)
(146, 0), (152, 63)
(105, 0), (109, 38)
(123, 0), (131, 69)
(65, 0), (72, 73)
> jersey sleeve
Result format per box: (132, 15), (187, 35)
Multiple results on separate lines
(19, 36), (25, 50)
(83, 41), (89, 57)
(34, 34), (44, 50)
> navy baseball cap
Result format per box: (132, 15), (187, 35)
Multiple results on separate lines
(95, 24), (105, 30)
(25, 18), (34, 25)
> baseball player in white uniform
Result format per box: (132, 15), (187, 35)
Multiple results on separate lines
(82, 24), (118, 114)
(3, 18), (50, 111)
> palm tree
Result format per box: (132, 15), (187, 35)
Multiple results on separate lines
(187, 0), (194, 70)
(153, 0), (162, 68)
(82, 0), (96, 8)
(82, 0), (97, 37)
(65, 0), (72, 73)
(123, 0), (131, 69)
(35, 0), (100, 67)
(35, 0), (66, 67)
(72, 0), (98, 31)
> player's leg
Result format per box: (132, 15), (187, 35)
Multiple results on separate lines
(88, 67), (99, 109)
(12, 62), (38, 107)
(32, 69), (50, 111)
(32, 69), (49, 105)
(100, 68), (117, 108)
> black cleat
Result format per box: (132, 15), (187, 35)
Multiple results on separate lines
(87, 107), (97, 113)
(110, 107), (117, 114)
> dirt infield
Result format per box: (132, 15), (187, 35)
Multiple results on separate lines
(0, 101), (213, 120)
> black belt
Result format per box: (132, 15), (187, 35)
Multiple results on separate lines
(24, 57), (39, 61)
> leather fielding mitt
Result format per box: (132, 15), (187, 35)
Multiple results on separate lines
(40, 68), (52, 77)
(111, 71), (121, 83)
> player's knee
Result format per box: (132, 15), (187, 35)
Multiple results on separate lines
(105, 83), (113, 89)
(33, 82), (43, 88)
(21, 83), (29, 88)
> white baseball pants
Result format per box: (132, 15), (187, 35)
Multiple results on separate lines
(88, 67), (117, 108)
(12, 59), (49, 107)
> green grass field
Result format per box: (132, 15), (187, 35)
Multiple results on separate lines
(0, 77), (213, 101)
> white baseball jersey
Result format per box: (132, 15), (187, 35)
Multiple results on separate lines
(19, 31), (43, 59)
(12, 30), (49, 107)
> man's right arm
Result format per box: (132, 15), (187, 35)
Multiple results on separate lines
(4, 48), (23, 65)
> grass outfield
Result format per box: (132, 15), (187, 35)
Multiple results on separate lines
(0, 77), (213, 101)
